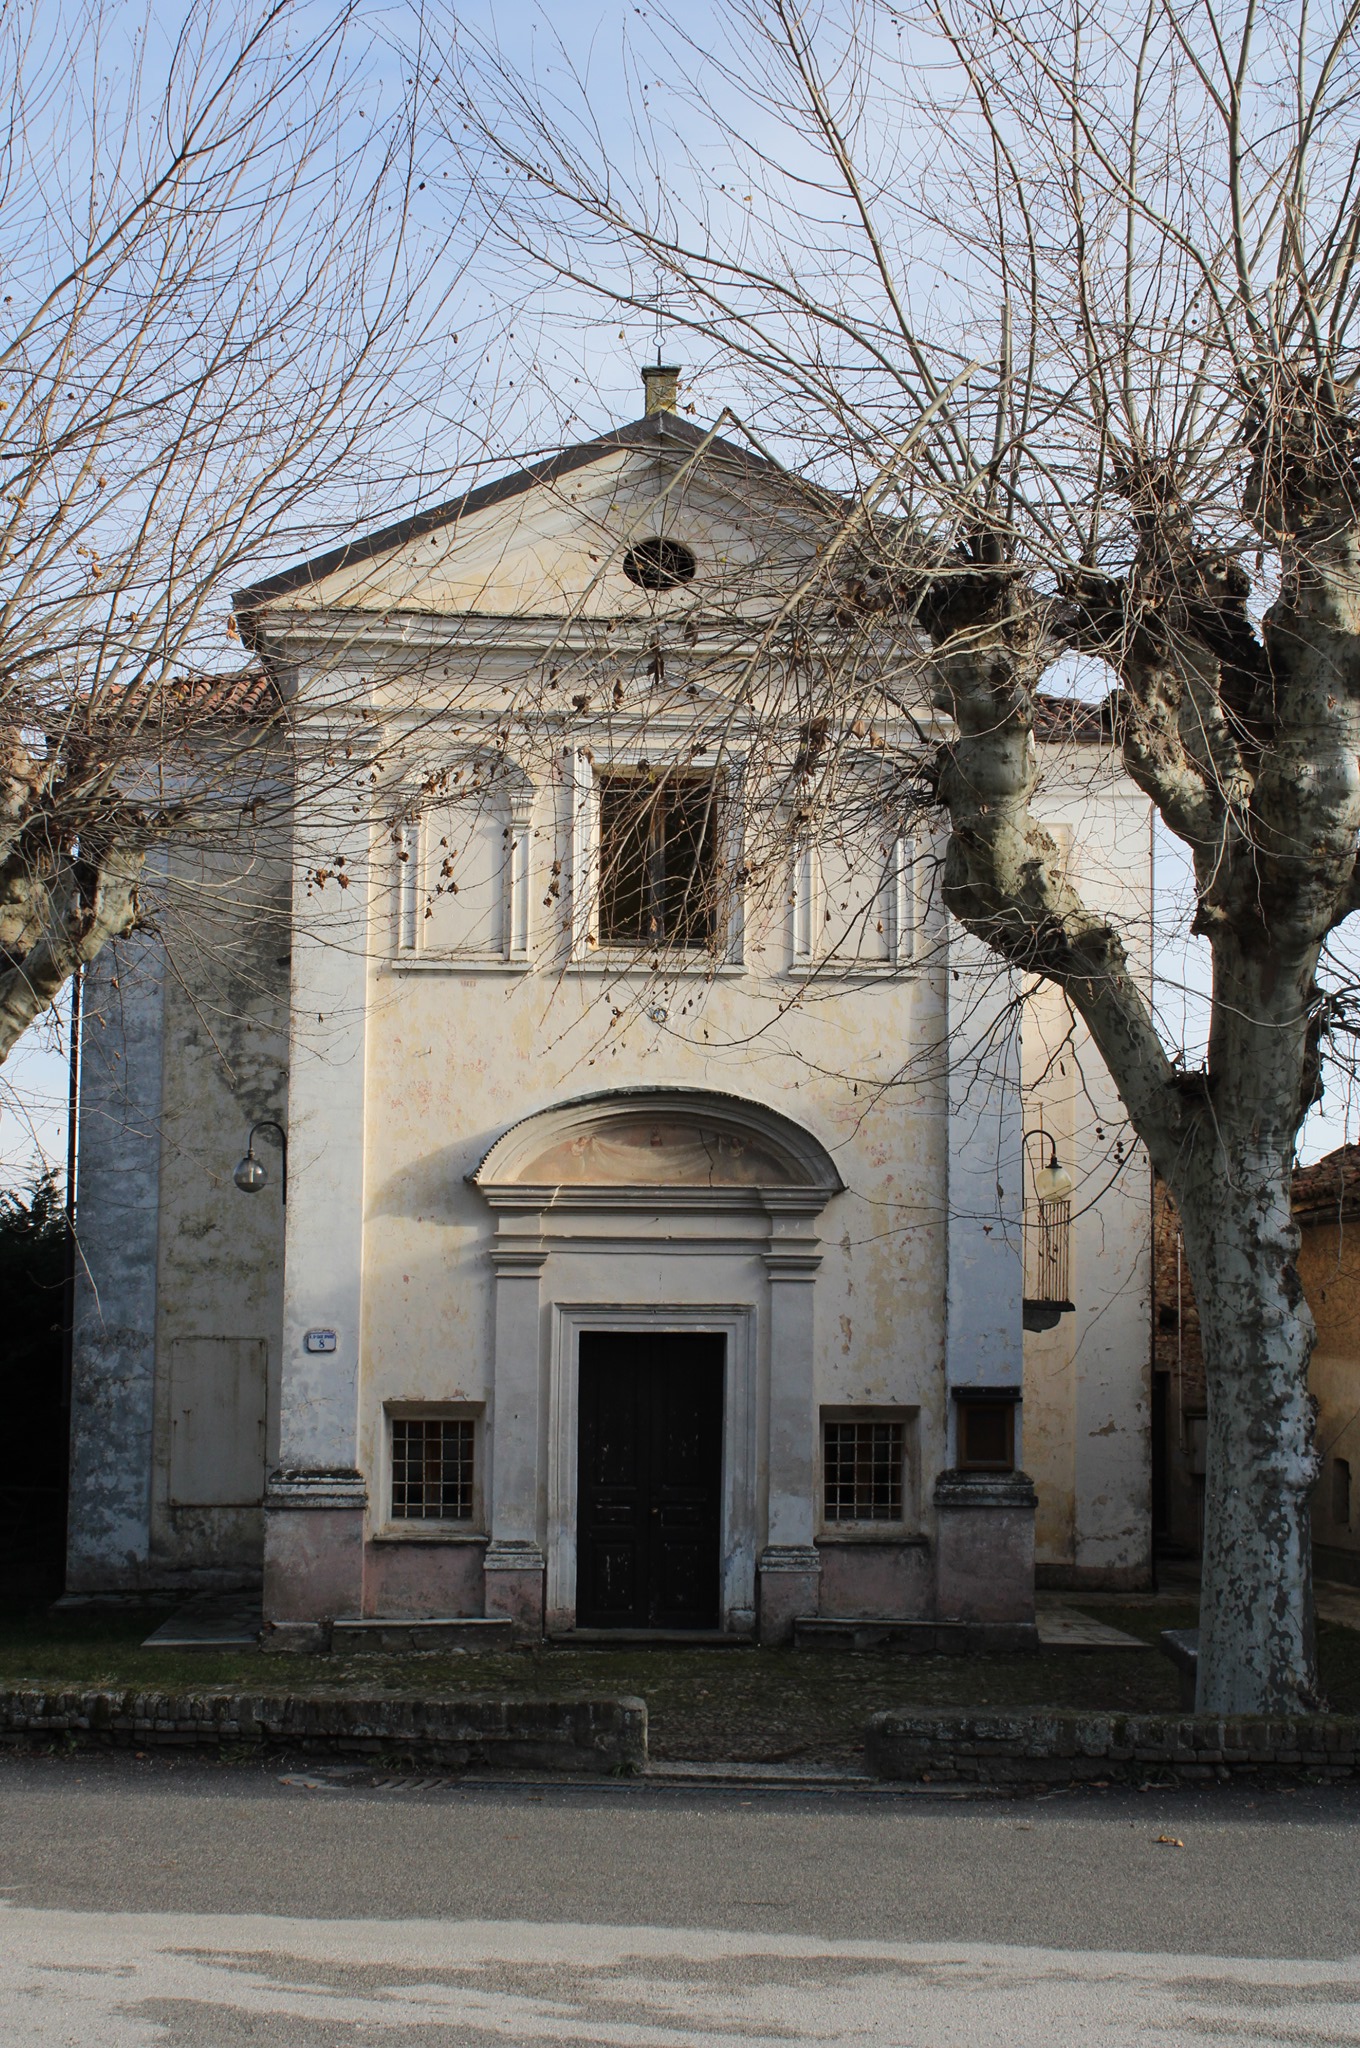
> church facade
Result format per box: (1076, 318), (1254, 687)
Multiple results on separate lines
(66, 373), (1155, 1646)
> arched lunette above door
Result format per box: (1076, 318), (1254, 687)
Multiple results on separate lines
(469, 1087), (844, 1208)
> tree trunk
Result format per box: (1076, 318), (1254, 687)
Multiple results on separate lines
(1174, 1145), (1320, 1713)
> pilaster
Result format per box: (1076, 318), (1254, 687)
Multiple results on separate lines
(485, 1240), (548, 1634)
(263, 794), (371, 1635)
(939, 924), (1033, 1633)
(944, 927), (1024, 1399)
(759, 1206), (823, 1642)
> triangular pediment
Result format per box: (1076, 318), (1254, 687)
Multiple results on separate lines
(236, 414), (840, 626)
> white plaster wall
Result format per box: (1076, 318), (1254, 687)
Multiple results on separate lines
(275, 700), (1155, 1597)
(1024, 764), (1155, 1587)
(355, 948), (949, 1520)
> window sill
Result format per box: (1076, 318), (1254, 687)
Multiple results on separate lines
(816, 1529), (930, 1546)
(370, 1528), (489, 1545)
(785, 960), (915, 981)
(566, 953), (746, 977)
(384, 956), (531, 975)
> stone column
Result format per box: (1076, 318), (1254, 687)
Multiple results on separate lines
(937, 923), (1035, 1641)
(758, 1203), (823, 1644)
(944, 927), (1024, 1399)
(262, 805), (371, 1651)
(483, 1234), (548, 1635)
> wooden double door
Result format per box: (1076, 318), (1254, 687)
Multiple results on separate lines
(576, 1331), (725, 1630)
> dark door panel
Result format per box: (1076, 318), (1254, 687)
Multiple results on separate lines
(577, 1332), (724, 1629)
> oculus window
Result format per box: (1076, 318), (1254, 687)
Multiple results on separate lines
(621, 535), (696, 590)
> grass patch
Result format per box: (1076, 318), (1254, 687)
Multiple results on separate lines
(2, 1598), (1355, 1764)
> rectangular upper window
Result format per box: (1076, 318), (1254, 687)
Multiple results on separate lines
(597, 772), (721, 949)
(390, 1416), (475, 1522)
(956, 1398), (1016, 1473)
(822, 1416), (905, 1524)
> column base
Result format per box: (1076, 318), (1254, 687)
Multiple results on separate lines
(262, 1470), (366, 1636)
(933, 1470), (1037, 1625)
(758, 1545), (821, 1644)
(484, 1542), (546, 1636)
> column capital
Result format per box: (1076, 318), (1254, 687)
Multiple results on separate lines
(758, 1544), (822, 1574)
(489, 1246), (548, 1275)
(763, 1251), (822, 1279)
(265, 1467), (368, 1510)
(484, 1540), (546, 1572)
(934, 1470), (1037, 1512)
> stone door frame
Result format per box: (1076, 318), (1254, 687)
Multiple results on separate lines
(547, 1300), (758, 1634)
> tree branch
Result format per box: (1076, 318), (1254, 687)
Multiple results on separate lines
(0, 844), (143, 1061)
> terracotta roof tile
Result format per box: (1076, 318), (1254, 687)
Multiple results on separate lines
(1293, 1144), (1360, 1217)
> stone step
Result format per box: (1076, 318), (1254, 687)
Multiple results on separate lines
(794, 1618), (969, 1653)
(1160, 1626), (1200, 1709)
(142, 1594), (263, 1649)
(1035, 1607), (1150, 1649)
(551, 1629), (752, 1648)
(330, 1617), (518, 1654)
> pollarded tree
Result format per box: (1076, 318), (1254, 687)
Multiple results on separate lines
(0, 0), (461, 1060)
(435, 0), (1360, 1709)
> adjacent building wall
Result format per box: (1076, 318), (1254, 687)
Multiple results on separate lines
(1023, 772), (1155, 1591)
(1296, 1148), (1360, 1587)
(1150, 1145), (1360, 1586)
(67, 930), (166, 1591)
(67, 832), (290, 1594)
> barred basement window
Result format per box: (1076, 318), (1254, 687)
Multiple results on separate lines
(822, 1417), (905, 1523)
(390, 1417), (475, 1521)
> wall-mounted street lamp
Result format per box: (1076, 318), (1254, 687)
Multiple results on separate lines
(1022, 1130), (1075, 1332)
(234, 1119), (287, 1204)
(1028, 1135), (1074, 1204)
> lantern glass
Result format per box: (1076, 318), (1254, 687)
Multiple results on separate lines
(1032, 1159), (1074, 1203)
(233, 1153), (267, 1194)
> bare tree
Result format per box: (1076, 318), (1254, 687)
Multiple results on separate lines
(0, 0), (462, 1062)
(426, 0), (1360, 1710)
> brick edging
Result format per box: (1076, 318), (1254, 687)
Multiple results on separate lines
(867, 1707), (1360, 1783)
(0, 1690), (647, 1774)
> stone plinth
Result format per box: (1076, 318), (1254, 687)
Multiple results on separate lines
(483, 1542), (546, 1636)
(933, 1470), (1038, 1650)
(758, 1544), (821, 1644)
(262, 1470), (366, 1652)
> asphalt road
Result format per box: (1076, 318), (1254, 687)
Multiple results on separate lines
(1, 1751), (1359, 2044)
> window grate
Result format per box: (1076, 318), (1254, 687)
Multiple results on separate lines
(390, 1417), (475, 1521)
(823, 1418), (904, 1523)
